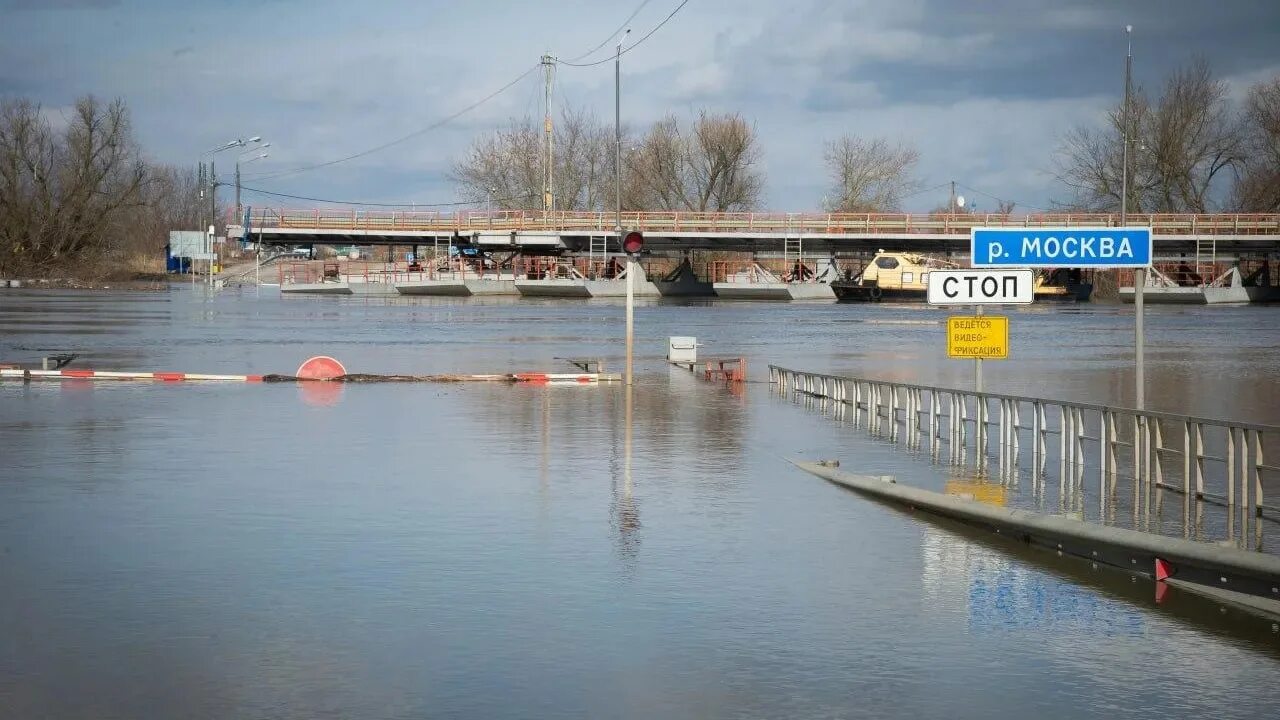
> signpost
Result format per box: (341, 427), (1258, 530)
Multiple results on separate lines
(970, 227), (1153, 269)
(947, 316), (1009, 359)
(927, 269), (1033, 305)
(971, 226), (1153, 408)
(928, 267), (1025, 393)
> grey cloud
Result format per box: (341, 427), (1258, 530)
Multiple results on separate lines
(4, 0), (1277, 212)
(4, 0), (119, 9)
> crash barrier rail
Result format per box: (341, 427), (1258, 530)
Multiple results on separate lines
(243, 208), (1280, 236)
(769, 366), (1278, 550)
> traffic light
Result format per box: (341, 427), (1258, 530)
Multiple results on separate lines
(622, 230), (644, 256)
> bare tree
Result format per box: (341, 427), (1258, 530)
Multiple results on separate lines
(625, 111), (763, 212)
(1232, 76), (1280, 211)
(822, 136), (919, 212)
(0, 95), (149, 275)
(451, 106), (619, 211)
(1056, 58), (1245, 213)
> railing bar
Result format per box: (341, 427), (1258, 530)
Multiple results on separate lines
(763, 365), (1280, 433)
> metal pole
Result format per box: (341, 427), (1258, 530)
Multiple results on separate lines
(615, 36), (623, 246)
(626, 256), (634, 387)
(209, 160), (217, 287)
(542, 54), (554, 213)
(1122, 24), (1144, 410)
(975, 304), (984, 393)
(235, 161), (241, 223)
(618, 34), (633, 387)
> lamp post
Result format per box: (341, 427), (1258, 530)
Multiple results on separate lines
(1119, 25), (1144, 411)
(235, 143), (270, 222)
(199, 135), (262, 281)
(616, 28), (633, 386)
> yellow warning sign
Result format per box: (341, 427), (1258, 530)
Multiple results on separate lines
(947, 316), (1008, 359)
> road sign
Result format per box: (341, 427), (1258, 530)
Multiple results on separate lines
(927, 269), (1034, 305)
(971, 226), (1152, 268)
(947, 316), (1008, 359)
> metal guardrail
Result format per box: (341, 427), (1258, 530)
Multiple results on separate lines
(769, 365), (1277, 550)
(243, 208), (1280, 237)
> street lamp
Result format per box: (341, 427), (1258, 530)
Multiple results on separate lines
(1119, 24), (1145, 411)
(615, 27), (635, 387)
(195, 135), (262, 285)
(235, 143), (270, 221)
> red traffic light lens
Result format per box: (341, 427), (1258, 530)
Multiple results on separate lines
(622, 231), (644, 255)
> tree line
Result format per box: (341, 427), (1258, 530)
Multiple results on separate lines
(455, 59), (1280, 216)
(1, 59), (1276, 276)
(0, 96), (202, 277)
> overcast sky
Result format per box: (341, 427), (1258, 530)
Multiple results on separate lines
(3, 0), (1278, 212)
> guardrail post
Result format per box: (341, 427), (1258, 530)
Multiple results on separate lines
(929, 390), (939, 452)
(1239, 428), (1250, 543)
(1059, 406), (1069, 472)
(976, 395), (987, 460)
(1255, 431), (1265, 517)
(1152, 418), (1165, 487)
(1012, 401), (1021, 460)
(1136, 412), (1146, 484)
(1194, 423), (1205, 499)
(1098, 410), (1110, 503)
(1227, 426), (1236, 508)
(998, 399), (1009, 472)
(1182, 420), (1191, 496)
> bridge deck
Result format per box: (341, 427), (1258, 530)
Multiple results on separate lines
(238, 209), (1280, 254)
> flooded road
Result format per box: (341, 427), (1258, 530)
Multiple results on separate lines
(2, 287), (1279, 719)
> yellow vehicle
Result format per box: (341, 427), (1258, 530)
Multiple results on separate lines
(832, 251), (1093, 302)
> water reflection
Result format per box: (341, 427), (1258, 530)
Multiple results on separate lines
(4, 291), (1280, 718)
(611, 384), (640, 568)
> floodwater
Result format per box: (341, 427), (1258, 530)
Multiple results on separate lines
(2, 287), (1279, 719)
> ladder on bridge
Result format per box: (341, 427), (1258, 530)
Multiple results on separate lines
(433, 236), (454, 279)
(1195, 236), (1216, 282)
(783, 229), (804, 282)
(587, 235), (609, 279)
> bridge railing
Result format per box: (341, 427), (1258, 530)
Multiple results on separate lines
(240, 209), (1280, 236)
(769, 365), (1278, 551)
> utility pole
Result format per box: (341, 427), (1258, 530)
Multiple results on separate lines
(618, 32), (632, 387)
(949, 180), (956, 214)
(615, 29), (628, 247)
(209, 160), (217, 282)
(197, 162), (206, 235)
(542, 54), (555, 213)
(1121, 24), (1143, 411)
(235, 162), (241, 225)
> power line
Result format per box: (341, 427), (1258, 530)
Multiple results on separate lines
(555, 0), (690, 68)
(900, 181), (953, 201)
(245, 63), (541, 182)
(561, 0), (653, 63)
(236, 184), (536, 208)
(957, 182), (1049, 213)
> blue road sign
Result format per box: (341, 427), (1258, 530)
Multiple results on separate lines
(971, 227), (1152, 268)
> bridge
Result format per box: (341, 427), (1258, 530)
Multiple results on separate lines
(238, 208), (1280, 257)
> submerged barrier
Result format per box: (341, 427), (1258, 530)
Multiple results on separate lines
(0, 368), (264, 382)
(793, 460), (1280, 616)
(0, 368), (618, 384)
(770, 365), (1277, 551)
(0, 354), (620, 385)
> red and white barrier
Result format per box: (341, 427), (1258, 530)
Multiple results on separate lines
(0, 368), (263, 382)
(512, 373), (605, 384)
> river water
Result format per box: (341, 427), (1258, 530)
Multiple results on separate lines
(2, 287), (1279, 719)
